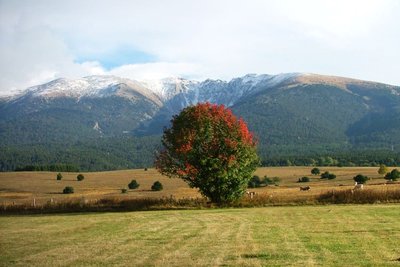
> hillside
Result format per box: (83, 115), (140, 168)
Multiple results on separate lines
(1, 73), (400, 171)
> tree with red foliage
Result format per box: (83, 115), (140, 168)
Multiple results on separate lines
(155, 102), (259, 203)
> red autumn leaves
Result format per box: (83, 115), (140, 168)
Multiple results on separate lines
(156, 102), (256, 178)
(155, 102), (259, 203)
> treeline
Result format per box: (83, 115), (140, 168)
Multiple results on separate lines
(262, 152), (400, 167)
(15, 164), (79, 172)
(1, 136), (399, 172)
(0, 135), (160, 172)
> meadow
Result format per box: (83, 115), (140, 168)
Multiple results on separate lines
(1, 205), (400, 266)
(1, 167), (400, 266)
(0, 167), (397, 208)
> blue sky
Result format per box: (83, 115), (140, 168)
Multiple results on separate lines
(75, 47), (157, 70)
(0, 0), (399, 94)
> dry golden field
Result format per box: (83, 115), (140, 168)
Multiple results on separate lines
(0, 166), (397, 206)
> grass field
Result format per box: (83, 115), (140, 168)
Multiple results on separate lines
(1, 205), (399, 266)
(0, 167), (397, 206)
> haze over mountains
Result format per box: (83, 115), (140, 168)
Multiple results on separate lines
(1, 73), (400, 171)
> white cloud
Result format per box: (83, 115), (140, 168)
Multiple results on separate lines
(0, 0), (399, 95)
(80, 61), (106, 76)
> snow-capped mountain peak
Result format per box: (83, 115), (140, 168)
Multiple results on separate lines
(139, 77), (200, 101)
(22, 75), (124, 99)
(3, 73), (310, 108)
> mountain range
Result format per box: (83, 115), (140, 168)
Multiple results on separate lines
(1, 73), (400, 171)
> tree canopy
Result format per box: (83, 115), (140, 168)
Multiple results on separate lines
(155, 103), (259, 203)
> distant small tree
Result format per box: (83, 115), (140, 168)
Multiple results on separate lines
(77, 174), (84, 181)
(378, 164), (389, 175)
(63, 186), (74, 194)
(262, 176), (275, 185)
(248, 175), (261, 188)
(248, 175), (275, 188)
(320, 171), (336, 180)
(311, 168), (320, 175)
(353, 174), (369, 184)
(128, 179), (140, 189)
(385, 169), (400, 181)
(298, 176), (310, 183)
(151, 181), (163, 191)
(56, 173), (63, 180)
(121, 188), (128, 193)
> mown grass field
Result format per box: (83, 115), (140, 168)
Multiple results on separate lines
(1, 205), (399, 266)
(0, 167), (396, 206)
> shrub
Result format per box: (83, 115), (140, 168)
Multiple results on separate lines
(56, 173), (63, 180)
(121, 188), (128, 194)
(128, 179), (140, 189)
(320, 171), (336, 179)
(353, 174), (369, 184)
(248, 175), (261, 188)
(144, 168), (148, 171)
(151, 181), (163, 191)
(298, 176), (310, 183)
(385, 169), (400, 181)
(263, 176), (278, 186)
(378, 164), (388, 175)
(63, 186), (74, 194)
(311, 167), (320, 175)
(272, 177), (281, 184)
(77, 174), (84, 181)
(248, 175), (275, 188)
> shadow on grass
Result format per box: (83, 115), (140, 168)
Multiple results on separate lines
(241, 253), (294, 260)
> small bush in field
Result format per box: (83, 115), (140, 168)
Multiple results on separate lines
(77, 174), (84, 181)
(272, 177), (281, 184)
(385, 169), (400, 181)
(128, 179), (140, 189)
(321, 171), (336, 179)
(378, 164), (388, 175)
(121, 188), (128, 194)
(63, 186), (74, 194)
(56, 173), (63, 180)
(353, 174), (369, 184)
(248, 175), (261, 188)
(262, 176), (278, 186)
(298, 176), (310, 183)
(248, 175), (276, 188)
(311, 168), (320, 175)
(151, 181), (163, 191)
(144, 168), (148, 171)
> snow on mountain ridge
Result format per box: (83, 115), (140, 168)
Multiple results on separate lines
(4, 73), (303, 105)
(21, 76), (124, 99)
(139, 77), (200, 101)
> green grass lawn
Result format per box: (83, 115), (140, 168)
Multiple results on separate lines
(1, 205), (399, 266)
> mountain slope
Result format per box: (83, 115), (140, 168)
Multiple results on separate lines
(1, 73), (400, 171)
(0, 76), (162, 143)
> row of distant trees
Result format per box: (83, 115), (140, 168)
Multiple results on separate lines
(127, 179), (163, 191)
(58, 173), (163, 194)
(303, 165), (400, 184)
(56, 173), (84, 181)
